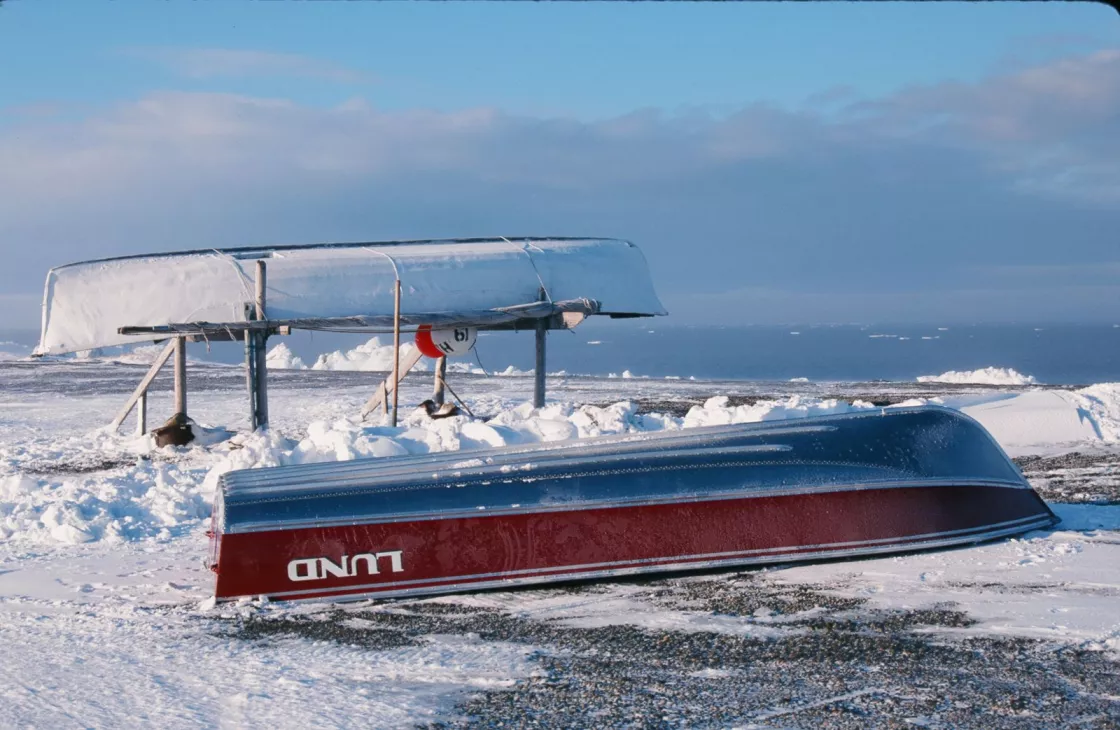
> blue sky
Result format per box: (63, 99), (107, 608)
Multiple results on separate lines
(1, 0), (1119, 328)
(3, 2), (1113, 116)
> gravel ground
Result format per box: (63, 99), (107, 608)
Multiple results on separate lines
(207, 389), (1119, 729)
(219, 574), (1120, 729)
(1015, 452), (1120, 505)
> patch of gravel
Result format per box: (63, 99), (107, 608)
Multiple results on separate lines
(215, 574), (1120, 729)
(617, 395), (934, 419)
(1015, 452), (1120, 505)
(19, 455), (143, 475)
(619, 385), (1062, 419)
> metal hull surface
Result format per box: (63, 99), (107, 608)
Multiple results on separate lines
(209, 406), (1057, 602)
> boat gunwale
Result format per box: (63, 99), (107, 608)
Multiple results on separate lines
(220, 476), (1036, 534)
(48, 236), (630, 272)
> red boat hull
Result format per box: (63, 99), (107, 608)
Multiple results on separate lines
(213, 483), (1053, 602)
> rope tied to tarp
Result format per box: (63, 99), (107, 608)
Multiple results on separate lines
(362, 247), (401, 284)
(210, 250), (257, 316)
(499, 236), (552, 304)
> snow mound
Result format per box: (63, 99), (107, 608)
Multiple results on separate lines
(263, 340), (541, 378)
(0, 463), (211, 545)
(1072, 383), (1120, 442)
(7, 381), (1120, 546)
(954, 392), (1098, 454)
(493, 365), (532, 377)
(311, 337), (430, 373)
(265, 343), (306, 370)
(447, 362), (487, 376)
(899, 382), (1120, 455)
(2, 392), (880, 545)
(683, 396), (874, 428)
(917, 367), (1039, 386)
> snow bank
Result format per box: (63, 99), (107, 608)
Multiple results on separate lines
(447, 362), (488, 375)
(0, 393), (880, 546)
(886, 382), (1120, 455)
(1074, 383), (1120, 442)
(6, 379), (1120, 547)
(917, 367), (1039, 386)
(492, 365), (531, 377)
(0, 463), (210, 545)
(953, 391), (1096, 453)
(265, 343), (305, 370)
(682, 396), (873, 428)
(199, 396), (876, 494)
(265, 338), (539, 377)
(310, 337), (429, 373)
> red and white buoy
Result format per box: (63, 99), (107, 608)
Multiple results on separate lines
(414, 325), (477, 359)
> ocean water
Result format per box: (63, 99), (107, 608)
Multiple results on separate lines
(470, 323), (1120, 384)
(4, 322), (1120, 385)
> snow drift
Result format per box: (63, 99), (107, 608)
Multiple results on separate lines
(4, 381), (1120, 547)
(266, 338), (530, 375)
(917, 367), (1039, 386)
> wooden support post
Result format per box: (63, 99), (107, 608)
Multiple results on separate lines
(244, 328), (258, 431)
(254, 260), (269, 429)
(173, 336), (187, 416)
(109, 338), (175, 432)
(391, 279), (402, 427)
(433, 356), (447, 406)
(534, 319), (547, 409)
(137, 391), (147, 436)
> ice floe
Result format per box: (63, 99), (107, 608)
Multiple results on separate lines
(917, 367), (1039, 386)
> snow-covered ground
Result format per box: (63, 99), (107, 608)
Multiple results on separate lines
(1, 359), (1119, 727)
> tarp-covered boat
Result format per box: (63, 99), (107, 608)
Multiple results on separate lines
(209, 405), (1057, 603)
(35, 237), (665, 355)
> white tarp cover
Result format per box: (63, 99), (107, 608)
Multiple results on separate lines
(36, 238), (666, 355)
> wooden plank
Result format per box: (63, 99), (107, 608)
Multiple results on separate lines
(391, 280), (402, 427)
(360, 347), (424, 419)
(109, 339), (176, 431)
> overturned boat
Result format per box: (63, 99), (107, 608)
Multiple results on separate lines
(209, 405), (1057, 603)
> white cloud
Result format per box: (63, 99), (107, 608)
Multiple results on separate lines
(0, 49), (1118, 326)
(125, 47), (374, 84)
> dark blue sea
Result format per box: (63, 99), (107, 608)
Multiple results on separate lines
(4, 322), (1120, 385)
